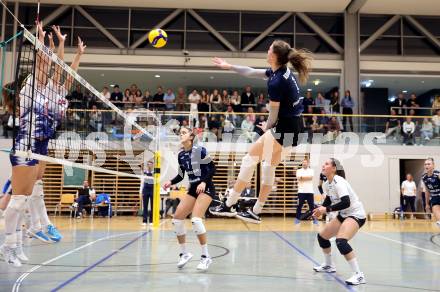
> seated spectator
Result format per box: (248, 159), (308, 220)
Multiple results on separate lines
(420, 118), (433, 144)
(223, 119), (235, 135)
(101, 86), (110, 100)
(222, 89), (231, 107)
(315, 92), (330, 114)
(375, 109), (401, 141)
(208, 116), (221, 140)
(256, 93), (267, 112)
(318, 109), (329, 126)
(89, 105), (103, 132)
(402, 117), (416, 145)
(195, 116), (209, 142)
(164, 88), (176, 111)
(210, 89), (223, 113)
(253, 114), (267, 137)
(309, 115), (325, 139)
(71, 84), (84, 109)
(432, 95), (440, 111)
(230, 90), (241, 112)
(224, 105), (238, 126)
(75, 180), (96, 218)
(432, 109), (440, 137)
(175, 87), (186, 111)
(241, 115), (255, 142)
(247, 107), (256, 124)
(303, 91), (315, 113)
(325, 116), (340, 142)
(407, 93), (420, 108)
(241, 85), (255, 108)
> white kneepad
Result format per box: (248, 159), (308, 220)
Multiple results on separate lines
(172, 218), (186, 236)
(191, 217), (206, 235)
(261, 162), (276, 186)
(237, 154), (259, 182)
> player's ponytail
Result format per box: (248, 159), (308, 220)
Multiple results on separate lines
(2, 82), (16, 111)
(330, 158), (345, 179)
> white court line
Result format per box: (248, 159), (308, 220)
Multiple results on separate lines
(12, 221), (167, 292)
(363, 231), (440, 257)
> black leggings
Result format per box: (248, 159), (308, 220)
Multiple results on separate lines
(296, 193), (314, 219)
(403, 195), (416, 212)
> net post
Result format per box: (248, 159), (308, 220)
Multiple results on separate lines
(153, 150), (161, 228)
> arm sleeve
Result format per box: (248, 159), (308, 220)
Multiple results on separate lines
(170, 159), (185, 185)
(230, 65), (267, 79)
(326, 196), (350, 212)
(322, 195), (332, 207)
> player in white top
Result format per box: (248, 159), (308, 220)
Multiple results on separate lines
(295, 158), (317, 224)
(401, 174), (417, 213)
(312, 158), (367, 286)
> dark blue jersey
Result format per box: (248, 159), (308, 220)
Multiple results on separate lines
(170, 145), (216, 185)
(265, 66), (303, 118)
(422, 170), (440, 197)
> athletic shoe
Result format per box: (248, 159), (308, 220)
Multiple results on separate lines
(209, 202), (237, 218)
(0, 245), (22, 267)
(196, 255), (212, 271)
(141, 222), (147, 226)
(345, 272), (366, 285)
(313, 263), (336, 273)
(47, 225), (63, 242)
(294, 218), (300, 225)
(27, 230), (51, 243)
(177, 252), (193, 269)
(16, 245), (29, 262)
(313, 218), (319, 225)
(236, 210), (261, 224)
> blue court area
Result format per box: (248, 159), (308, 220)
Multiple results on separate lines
(1, 218), (440, 292)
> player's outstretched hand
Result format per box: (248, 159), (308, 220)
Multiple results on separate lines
(212, 57), (232, 70)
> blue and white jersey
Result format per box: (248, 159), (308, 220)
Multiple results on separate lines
(422, 170), (440, 197)
(175, 145), (215, 184)
(265, 66), (303, 118)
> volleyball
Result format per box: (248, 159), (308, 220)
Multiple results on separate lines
(148, 29), (168, 48)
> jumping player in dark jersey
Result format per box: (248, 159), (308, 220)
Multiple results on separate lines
(163, 127), (216, 271)
(210, 40), (312, 223)
(422, 158), (440, 228)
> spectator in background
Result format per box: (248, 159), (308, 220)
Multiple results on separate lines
(230, 90), (241, 112)
(71, 84), (84, 109)
(241, 85), (255, 107)
(164, 88), (176, 111)
(208, 115), (221, 140)
(432, 109), (440, 137)
(101, 86), (110, 100)
(256, 93), (267, 112)
(142, 161), (154, 226)
(188, 89), (201, 127)
(134, 90), (144, 109)
(130, 84), (138, 96)
(315, 92), (330, 114)
(247, 107), (256, 124)
(375, 109), (401, 141)
(432, 95), (440, 111)
(308, 115), (324, 143)
(153, 86), (165, 109)
(224, 105), (238, 127)
(210, 89), (223, 113)
(341, 90), (354, 132)
(420, 118), (433, 144)
(222, 89), (231, 107)
(198, 95), (210, 113)
(295, 158), (317, 225)
(89, 104), (103, 132)
(402, 117), (416, 145)
(143, 90), (152, 104)
(318, 108), (329, 126)
(303, 91), (315, 114)
(241, 115), (255, 142)
(175, 87), (186, 111)
(325, 116), (340, 142)
(407, 93), (420, 108)
(392, 92), (406, 115)
(253, 114), (267, 137)
(401, 174), (417, 214)
(123, 88), (134, 110)
(75, 180), (95, 218)
(330, 90), (343, 131)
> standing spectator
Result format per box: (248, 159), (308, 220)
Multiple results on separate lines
(198, 95), (210, 113)
(375, 109), (401, 141)
(142, 161), (154, 226)
(401, 174), (417, 214)
(130, 84), (138, 96)
(164, 88), (176, 111)
(188, 89), (201, 127)
(295, 158), (317, 224)
(101, 86), (110, 100)
(143, 90), (152, 107)
(241, 85), (255, 107)
(432, 95), (440, 111)
(110, 85), (124, 123)
(256, 93), (267, 112)
(407, 93), (420, 108)
(123, 88), (134, 109)
(303, 91), (315, 114)
(432, 109), (440, 137)
(230, 90), (241, 112)
(392, 92), (406, 116)
(153, 86), (165, 109)
(210, 89), (223, 113)
(330, 91), (343, 131)
(175, 87), (187, 111)
(134, 90), (144, 109)
(75, 180), (96, 218)
(341, 90), (354, 132)
(315, 92), (330, 114)
(420, 118), (433, 144)
(402, 117), (416, 145)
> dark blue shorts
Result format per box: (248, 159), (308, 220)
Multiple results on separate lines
(431, 196), (440, 207)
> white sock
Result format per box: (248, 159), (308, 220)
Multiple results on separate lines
(348, 258), (361, 274)
(179, 243), (187, 254)
(4, 195), (27, 248)
(38, 193), (52, 229)
(29, 181), (44, 233)
(226, 189), (241, 207)
(252, 200), (265, 215)
(16, 211), (24, 247)
(324, 253), (333, 266)
(201, 244), (209, 257)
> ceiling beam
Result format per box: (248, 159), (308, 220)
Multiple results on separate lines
(346, 0), (368, 14)
(29, 5), (71, 34)
(242, 12), (292, 52)
(359, 15), (400, 53)
(296, 12), (344, 54)
(187, 9), (237, 52)
(404, 15), (440, 50)
(75, 5), (125, 49)
(130, 8), (183, 49)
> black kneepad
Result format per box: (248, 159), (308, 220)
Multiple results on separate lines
(335, 238), (352, 255)
(317, 234), (331, 249)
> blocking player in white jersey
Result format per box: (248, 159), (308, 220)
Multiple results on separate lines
(312, 158), (367, 286)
